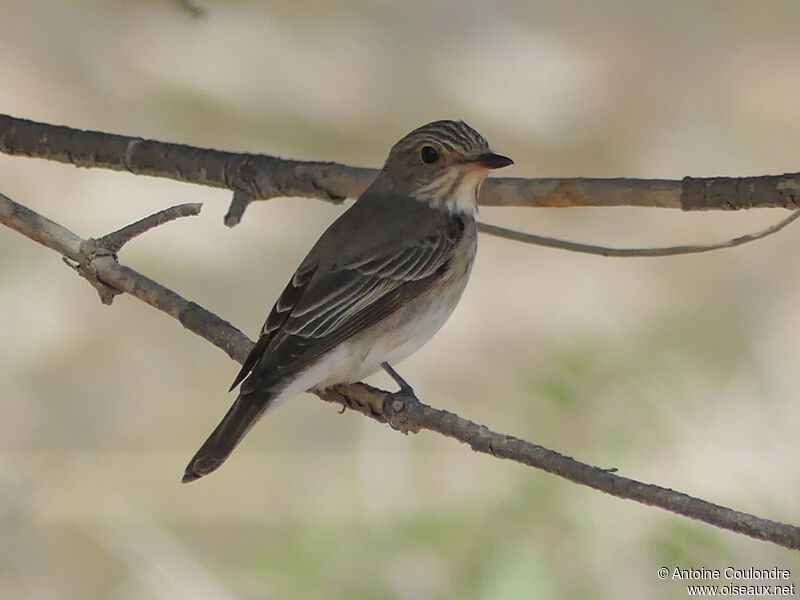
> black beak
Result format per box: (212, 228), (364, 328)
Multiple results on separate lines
(473, 152), (514, 170)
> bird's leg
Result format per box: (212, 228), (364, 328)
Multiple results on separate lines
(381, 362), (415, 396)
(380, 363), (419, 430)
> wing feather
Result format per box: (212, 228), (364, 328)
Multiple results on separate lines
(235, 214), (465, 393)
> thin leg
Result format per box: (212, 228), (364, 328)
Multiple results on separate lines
(381, 362), (414, 396)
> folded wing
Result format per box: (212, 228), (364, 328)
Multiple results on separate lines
(232, 218), (464, 393)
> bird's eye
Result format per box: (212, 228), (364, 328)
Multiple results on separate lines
(420, 146), (439, 164)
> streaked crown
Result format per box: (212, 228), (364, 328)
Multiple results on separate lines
(391, 120), (491, 157)
(379, 120), (512, 214)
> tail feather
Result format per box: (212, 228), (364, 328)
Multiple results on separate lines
(182, 391), (272, 483)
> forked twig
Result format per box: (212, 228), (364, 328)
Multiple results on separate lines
(1, 190), (798, 551)
(100, 202), (202, 253)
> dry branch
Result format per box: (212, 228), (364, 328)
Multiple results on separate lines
(1, 190), (798, 551)
(0, 194), (249, 361)
(100, 202), (202, 252)
(3, 114), (800, 218)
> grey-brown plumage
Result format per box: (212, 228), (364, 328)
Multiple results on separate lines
(183, 120), (512, 482)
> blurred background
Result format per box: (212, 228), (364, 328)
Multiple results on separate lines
(2, 1), (800, 598)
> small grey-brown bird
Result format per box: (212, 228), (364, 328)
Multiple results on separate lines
(183, 120), (512, 482)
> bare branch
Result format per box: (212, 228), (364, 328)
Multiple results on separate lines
(0, 192), (250, 362)
(3, 114), (800, 218)
(100, 202), (203, 253)
(61, 203), (203, 304)
(1, 190), (798, 551)
(0, 114), (370, 213)
(477, 209), (800, 257)
(224, 191), (254, 227)
(0, 193), (85, 259)
(62, 239), (123, 305)
(316, 385), (800, 550)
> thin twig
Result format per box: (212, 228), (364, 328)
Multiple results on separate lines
(477, 210), (800, 257)
(1, 190), (798, 551)
(100, 202), (203, 252)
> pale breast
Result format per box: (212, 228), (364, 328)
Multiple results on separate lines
(315, 217), (477, 386)
(265, 218), (477, 408)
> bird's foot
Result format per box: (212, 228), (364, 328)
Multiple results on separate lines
(380, 363), (420, 432)
(381, 362), (415, 397)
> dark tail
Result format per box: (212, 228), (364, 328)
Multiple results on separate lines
(182, 391), (272, 483)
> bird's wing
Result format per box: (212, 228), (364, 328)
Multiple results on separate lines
(231, 215), (465, 393)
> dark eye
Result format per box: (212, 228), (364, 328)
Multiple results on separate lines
(420, 146), (439, 164)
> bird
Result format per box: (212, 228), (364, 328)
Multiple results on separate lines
(182, 120), (513, 482)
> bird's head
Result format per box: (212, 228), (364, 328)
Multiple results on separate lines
(380, 120), (513, 215)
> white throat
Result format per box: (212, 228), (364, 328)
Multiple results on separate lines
(412, 168), (487, 216)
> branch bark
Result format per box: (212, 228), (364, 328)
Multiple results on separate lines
(1, 190), (798, 551)
(0, 194), (250, 361)
(3, 114), (800, 217)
